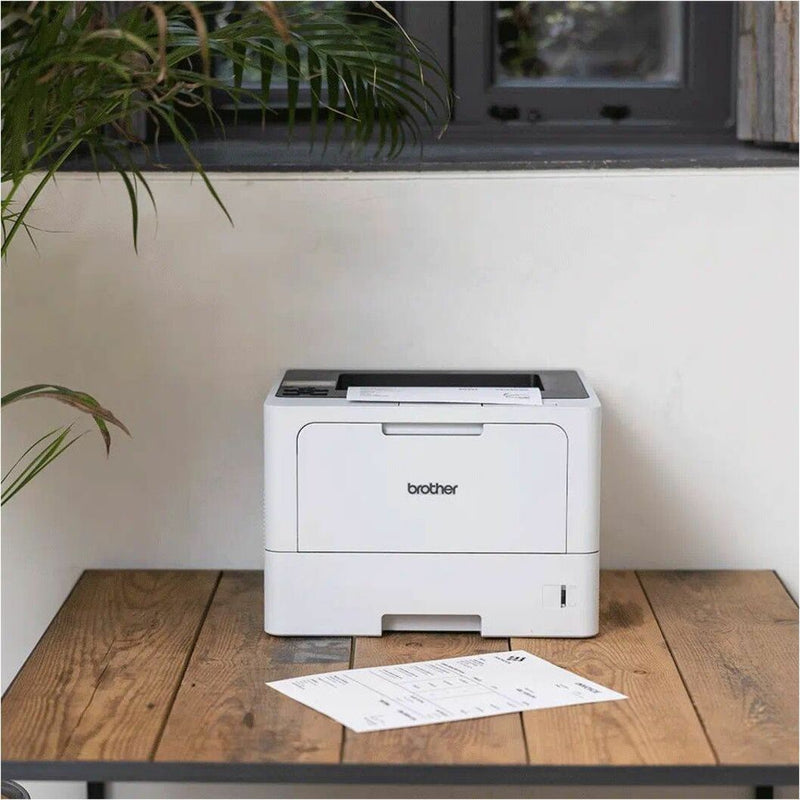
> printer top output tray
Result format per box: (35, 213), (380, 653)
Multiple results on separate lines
(275, 370), (590, 400)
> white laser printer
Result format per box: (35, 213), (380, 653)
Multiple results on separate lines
(264, 370), (600, 637)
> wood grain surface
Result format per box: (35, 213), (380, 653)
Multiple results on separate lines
(511, 570), (715, 766)
(738, 1), (799, 143)
(1, 570), (219, 761)
(155, 571), (350, 763)
(639, 570), (799, 765)
(343, 633), (527, 765)
(4, 569), (797, 771)
(774, 1), (799, 142)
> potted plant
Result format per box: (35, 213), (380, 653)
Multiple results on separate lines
(1, 0), (449, 502)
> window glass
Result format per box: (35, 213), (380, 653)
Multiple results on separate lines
(494, 1), (684, 86)
(214, 1), (395, 90)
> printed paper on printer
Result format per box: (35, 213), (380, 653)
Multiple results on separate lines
(345, 386), (543, 405)
(267, 649), (626, 733)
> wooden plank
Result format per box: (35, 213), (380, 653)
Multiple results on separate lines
(639, 570), (798, 765)
(793, 0), (799, 142)
(737, 2), (757, 141)
(1, 570), (219, 762)
(511, 571), (715, 766)
(755, 2), (776, 142)
(774, 0), (799, 143)
(738, 0), (798, 143)
(774, 1), (793, 141)
(343, 633), (526, 765)
(155, 571), (349, 763)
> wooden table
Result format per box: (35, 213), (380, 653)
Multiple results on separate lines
(2, 570), (797, 798)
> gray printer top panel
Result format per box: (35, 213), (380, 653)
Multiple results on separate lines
(277, 370), (589, 399)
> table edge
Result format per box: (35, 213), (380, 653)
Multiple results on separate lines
(3, 760), (797, 786)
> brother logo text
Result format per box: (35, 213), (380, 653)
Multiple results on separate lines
(408, 482), (458, 495)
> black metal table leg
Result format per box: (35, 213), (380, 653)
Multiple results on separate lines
(755, 787), (774, 799)
(87, 781), (106, 799)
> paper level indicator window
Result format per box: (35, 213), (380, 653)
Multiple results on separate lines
(543, 585), (577, 608)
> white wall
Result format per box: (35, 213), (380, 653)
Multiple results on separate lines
(2, 169), (797, 795)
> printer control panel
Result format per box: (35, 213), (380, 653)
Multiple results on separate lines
(279, 386), (331, 398)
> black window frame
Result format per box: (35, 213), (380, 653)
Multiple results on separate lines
(460, 2), (733, 130)
(194, 2), (734, 139)
(403, 1), (736, 135)
(80, 0), (797, 173)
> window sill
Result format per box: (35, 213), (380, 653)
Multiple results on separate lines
(61, 133), (798, 173)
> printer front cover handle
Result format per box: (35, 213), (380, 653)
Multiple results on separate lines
(381, 423), (485, 436)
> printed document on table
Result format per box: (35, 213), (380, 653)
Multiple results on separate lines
(267, 650), (626, 733)
(345, 386), (543, 405)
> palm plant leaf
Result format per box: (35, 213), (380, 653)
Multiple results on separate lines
(1, 1), (452, 255)
(1, 384), (129, 503)
(2, 385), (130, 455)
(1, 425), (86, 505)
